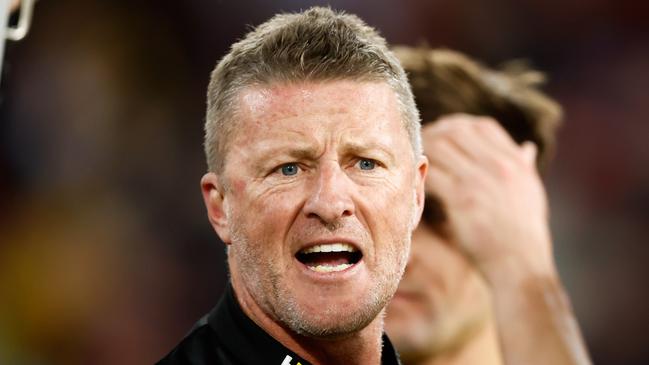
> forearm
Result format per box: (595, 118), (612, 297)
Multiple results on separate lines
(485, 258), (592, 365)
(420, 117), (592, 364)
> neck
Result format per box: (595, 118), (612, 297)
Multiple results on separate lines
(417, 318), (502, 365)
(230, 267), (385, 365)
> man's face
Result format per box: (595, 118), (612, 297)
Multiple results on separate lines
(208, 80), (426, 338)
(385, 188), (491, 359)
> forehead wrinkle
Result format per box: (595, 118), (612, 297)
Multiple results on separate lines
(261, 145), (321, 161)
(232, 81), (409, 170)
(241, 80), (391, 119)
(339, 140), (396, 165)
(242, 137), (323, 176)
(251, 126), (321, 155)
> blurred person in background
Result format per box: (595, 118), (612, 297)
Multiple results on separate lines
(385, 46), (591, 365)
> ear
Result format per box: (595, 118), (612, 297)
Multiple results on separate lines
(412, 154), (429, 229)
(201, 172), (232, 244)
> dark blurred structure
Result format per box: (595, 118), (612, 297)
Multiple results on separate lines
(0, 1), (647, 364)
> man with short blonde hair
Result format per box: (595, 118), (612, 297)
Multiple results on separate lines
(159, 7), (427, 364)
(204, 9), (422, 176)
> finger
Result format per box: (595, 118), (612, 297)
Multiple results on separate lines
(422, 117), (479, 170)
(424, 137), (479, 186)
(437, 114), (522, 159)
(469, 116), (521, 155)
(521, 141), (538, 167)
(424, 163), (455, 203)
(432, 115), (532, 175)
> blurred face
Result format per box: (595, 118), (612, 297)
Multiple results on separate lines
(385, 201), (492, 360)
(208, 80), (426, 338)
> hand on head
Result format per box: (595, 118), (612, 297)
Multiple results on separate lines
(422, 113), (554, 282)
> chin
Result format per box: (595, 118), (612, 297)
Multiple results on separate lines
(281, 292), (388, 339)
(288, 310), (377, 339)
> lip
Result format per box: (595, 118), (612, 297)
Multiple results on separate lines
(294, 237), (364, 256)
(293, 237), (365, 282)
(295, 256), (365, 282)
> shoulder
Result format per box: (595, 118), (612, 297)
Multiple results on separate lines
(156, 322), (232, 365)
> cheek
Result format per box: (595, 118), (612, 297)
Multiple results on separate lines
(234, 185), (304, 236)
(371, 183), (416, 268)
(366, 179), (416, 232)
(410, 228), (479, 296)
(368, 172), (415, 212)
(258, 188), (303, 216)
(231, 178), (247, 195)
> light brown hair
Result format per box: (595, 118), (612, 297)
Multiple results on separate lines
(392, 46), (562, 171)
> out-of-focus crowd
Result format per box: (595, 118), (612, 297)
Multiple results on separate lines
(0, 1), (647, 364)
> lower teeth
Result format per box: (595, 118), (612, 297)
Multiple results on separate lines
(308, 263), (352, 273)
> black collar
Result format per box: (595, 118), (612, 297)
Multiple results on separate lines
(208, 283), (401, 365)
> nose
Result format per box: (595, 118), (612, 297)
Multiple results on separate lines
(303, 162), (355, 225)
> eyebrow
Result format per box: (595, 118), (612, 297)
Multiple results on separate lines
(250, 140), (396, 172)
(285, 146), (320, 160)
(250, 145), (320, 173)
(340, 141), (396, 165)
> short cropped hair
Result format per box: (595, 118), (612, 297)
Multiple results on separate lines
(392, 46), (562, 171)
(205, 7), (420, 174)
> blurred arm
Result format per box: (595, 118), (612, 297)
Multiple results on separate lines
(422, 114), (592, 365)
(485, 257), (592, 365)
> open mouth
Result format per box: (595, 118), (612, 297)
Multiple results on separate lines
(296, 243), (362, 273)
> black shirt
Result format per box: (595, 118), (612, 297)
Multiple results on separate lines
(157, 283), (402, 365)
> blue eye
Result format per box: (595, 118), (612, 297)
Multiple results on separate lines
(280, 163), (299, 176)
(358, 159), (376, 170)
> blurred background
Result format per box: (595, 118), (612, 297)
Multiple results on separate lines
(0, 0), (647, 364)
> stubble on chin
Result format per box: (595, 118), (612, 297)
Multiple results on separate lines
(230, 220), (411, 340)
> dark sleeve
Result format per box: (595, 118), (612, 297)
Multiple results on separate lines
(156, 325), (232, 365)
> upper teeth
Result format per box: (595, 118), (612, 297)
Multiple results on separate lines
(301, 243), (356, 254)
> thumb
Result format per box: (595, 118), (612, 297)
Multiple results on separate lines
(521, 141), (538, 166)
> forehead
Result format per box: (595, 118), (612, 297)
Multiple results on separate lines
(222, 81), (412, 168)
(238, 80), (397, 118)
(230, 80), (406, 142)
